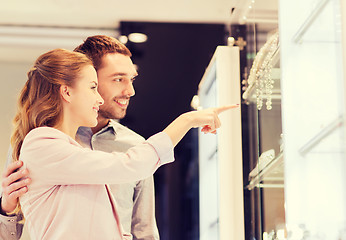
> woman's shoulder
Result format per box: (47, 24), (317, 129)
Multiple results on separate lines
(20, 127), (73, 158)
(24, 127), (70, 144)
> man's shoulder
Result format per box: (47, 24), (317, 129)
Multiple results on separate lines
(109, 120), (145, 141)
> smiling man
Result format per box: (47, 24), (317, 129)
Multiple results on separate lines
(92, 53), (137, 130)
(0, 35), (160, 240)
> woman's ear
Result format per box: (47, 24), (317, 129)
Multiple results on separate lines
(60, 85), (72, 103)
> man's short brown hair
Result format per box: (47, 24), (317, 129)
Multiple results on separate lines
(74, 35), (132, 70)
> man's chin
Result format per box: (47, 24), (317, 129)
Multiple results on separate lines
(114, 108), (127, 120)
(115, 113), (126, 120)
(99, 109), (127, 120)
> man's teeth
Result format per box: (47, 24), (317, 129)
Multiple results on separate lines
(116, 99), (128, 105)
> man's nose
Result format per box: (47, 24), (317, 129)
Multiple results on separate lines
(124, 82), (135, 97)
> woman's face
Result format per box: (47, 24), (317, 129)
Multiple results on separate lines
(69, 65), (104, 127)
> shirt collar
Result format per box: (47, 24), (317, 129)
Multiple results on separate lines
(107, 119), (121, 134)
(77, 119), (119, 140)
(93, 119), (122, 137)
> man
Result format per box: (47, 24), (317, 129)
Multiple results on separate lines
(0, 35), (160, 240)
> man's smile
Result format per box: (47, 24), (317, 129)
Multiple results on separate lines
(114, 98), (129, 108)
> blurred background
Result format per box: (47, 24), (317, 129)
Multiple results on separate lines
(0, 1), (278, 239)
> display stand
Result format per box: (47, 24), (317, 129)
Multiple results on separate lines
(197, 46), (244, 240)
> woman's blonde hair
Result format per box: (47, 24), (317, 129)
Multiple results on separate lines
(11, 48), (92, 162)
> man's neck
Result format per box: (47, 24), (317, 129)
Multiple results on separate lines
(91, 117), (110, 134)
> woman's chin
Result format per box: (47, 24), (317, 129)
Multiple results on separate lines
(83, 119), (98, 128)
(91, 120), (98, 127)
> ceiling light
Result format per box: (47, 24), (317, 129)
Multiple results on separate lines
(118, 35), (128, 44)
(128, 33), (148, 43)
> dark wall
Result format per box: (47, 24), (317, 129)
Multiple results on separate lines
(120, 22), (227, 240)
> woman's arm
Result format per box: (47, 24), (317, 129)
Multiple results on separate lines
(163, 105), (238, 146)
(21, 129), (173, 185)
(21, 105), (237, 185)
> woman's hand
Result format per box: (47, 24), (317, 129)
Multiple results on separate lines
(184, 105), (239, 133)
(163, 104), (239, 146)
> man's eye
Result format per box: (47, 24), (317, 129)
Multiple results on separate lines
(114, 78), (122, 82)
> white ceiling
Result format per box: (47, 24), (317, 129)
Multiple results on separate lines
(0, 0), (278, 27)
(0, 0), (239, 27)
(0, 0), (278, 62)
(0, 0), (232, 62)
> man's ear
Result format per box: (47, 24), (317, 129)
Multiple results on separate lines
(60, 85), (72, 103)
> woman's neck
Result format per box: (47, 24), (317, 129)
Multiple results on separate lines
(54, 121), (79, 140)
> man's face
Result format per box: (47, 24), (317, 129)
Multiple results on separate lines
(96, 53), (137, 120)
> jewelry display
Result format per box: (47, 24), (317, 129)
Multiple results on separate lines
(244, 30), (279, 110)
(248, 149), (275, 179)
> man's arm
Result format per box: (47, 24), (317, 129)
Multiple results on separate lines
(0, 152), (30, 240)
(0, 204), (24, 240)
(131, 176), (159, 240)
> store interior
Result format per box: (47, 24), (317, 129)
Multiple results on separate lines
(0, 0), (345, 239)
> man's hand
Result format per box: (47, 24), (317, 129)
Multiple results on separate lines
(1, 161), (31, 214)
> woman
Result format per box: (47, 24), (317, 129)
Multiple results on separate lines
(12, 48), (236, 240)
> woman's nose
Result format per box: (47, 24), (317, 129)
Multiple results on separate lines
(97, 91), (104, 105)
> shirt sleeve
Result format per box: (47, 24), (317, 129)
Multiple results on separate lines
(0, 197), (23, 240)
(131, 176), (160, 240)
(21, 129), (174, 185)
